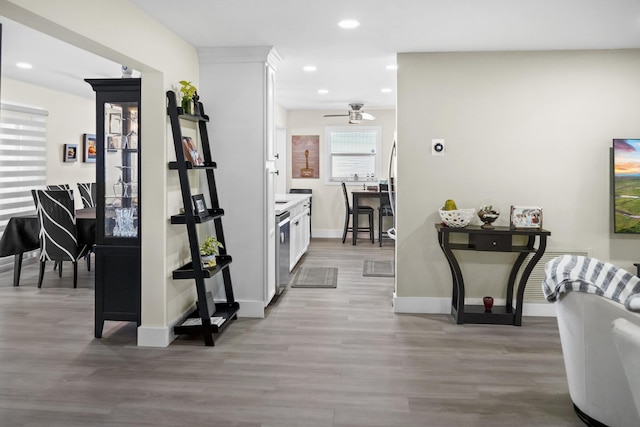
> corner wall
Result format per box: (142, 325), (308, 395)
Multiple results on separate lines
(396, 49), (640, 311)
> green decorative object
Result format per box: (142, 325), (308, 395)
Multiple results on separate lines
(178, 80), (197, 115)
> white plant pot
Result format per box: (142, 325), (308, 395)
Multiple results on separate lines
(201, 254), (216, 267)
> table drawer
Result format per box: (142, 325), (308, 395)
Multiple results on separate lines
(470, 234), (512, 251)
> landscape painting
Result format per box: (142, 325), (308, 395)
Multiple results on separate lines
(613, 138), (640, 233)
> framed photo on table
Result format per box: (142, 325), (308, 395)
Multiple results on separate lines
(109, 113), (122, 134)
(510, 206), (543, 229)
(192, 194), (208, 220)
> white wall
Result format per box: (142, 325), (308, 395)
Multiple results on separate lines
(396, 49), (640, 310)
(287, 109), (396, 237)
(1, 78), (95, 210)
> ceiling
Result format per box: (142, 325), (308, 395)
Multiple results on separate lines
(3, 0), (640, 111)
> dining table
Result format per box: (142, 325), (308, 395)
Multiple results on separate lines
(0, 207), (96, 286)
(351, 190), (384, 245)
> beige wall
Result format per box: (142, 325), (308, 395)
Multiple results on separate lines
(1, 78), (95, 210)
(396, 49), (640, 306)
(3, 0), (201, 346)
(287, 109), (396, 237)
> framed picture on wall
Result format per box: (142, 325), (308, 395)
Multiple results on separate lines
(510, 206), (543, 229)
(64, 143), (78, 162)
(83, 133), (97, 163)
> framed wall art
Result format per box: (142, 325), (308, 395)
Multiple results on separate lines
(83, 133), (97, 163)
(64, 143), (78, 162)
(510, 206), (542, 229)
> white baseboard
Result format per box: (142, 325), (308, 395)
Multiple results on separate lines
(312, 229), (342, 239)
(237, 299), (265, 318)
(137, 325), (172, 347)
(392, 294), (557, 317)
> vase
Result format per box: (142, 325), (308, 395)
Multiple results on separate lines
(201, 254), (216, 267)
(483, 296), (494, 312)
(181, 97), (192, 115)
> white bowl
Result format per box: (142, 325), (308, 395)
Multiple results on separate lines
(439, 208), (474, 228)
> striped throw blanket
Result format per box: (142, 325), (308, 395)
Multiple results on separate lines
(542, 255), (640, 313)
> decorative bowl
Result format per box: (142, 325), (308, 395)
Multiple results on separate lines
(439, 208), (474, 228)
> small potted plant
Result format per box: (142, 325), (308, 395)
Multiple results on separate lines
(199, 235), (223, 267)
(178, 80), (198, 115)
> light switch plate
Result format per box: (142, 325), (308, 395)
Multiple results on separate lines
(432, 139), (445, 156)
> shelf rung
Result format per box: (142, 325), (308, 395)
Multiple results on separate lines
(168, 161), (217, 170)
(171, 208), (224, 224)
(172, 255), (232, 280)
(173, 302), (239, 335)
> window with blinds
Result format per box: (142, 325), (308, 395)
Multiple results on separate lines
(0, 103), (48, 272)
(326, 126), (381, 182)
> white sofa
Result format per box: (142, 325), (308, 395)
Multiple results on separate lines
(543, 255), (640, 427)
(613, 318), (640, 422)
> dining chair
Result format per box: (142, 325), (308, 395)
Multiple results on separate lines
(46, 183), (74, 200)
(341, 182), (374, 244)
(32, 189), (90, 288)
(289, 188), (312, 238)
(77, 182), (97, 208)
(378, 183), (394, 246)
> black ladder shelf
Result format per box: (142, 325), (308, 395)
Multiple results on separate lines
(166, 90), (239, 346)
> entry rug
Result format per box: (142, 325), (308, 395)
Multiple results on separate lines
(290, 267), (338, 288)
(363, 260), (395, 277)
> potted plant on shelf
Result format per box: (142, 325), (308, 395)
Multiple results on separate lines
(178, 80), (197, 115)
(199, 235), (223, 267)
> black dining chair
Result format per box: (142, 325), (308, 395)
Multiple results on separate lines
(32, 189), (90, 288)
(341, 182), (374, 244)
(378, 183), (394, 246)
(77, 182), (97, 208)
(46, 183), (74, 200)
(289, 188), (312, 238)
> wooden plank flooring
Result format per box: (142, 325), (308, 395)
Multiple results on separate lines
(0, 239), (582, 426)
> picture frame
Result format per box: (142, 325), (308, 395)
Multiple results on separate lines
(510, 206), (543, 229)
(64, 143), (78, 162)
(107, 135), (121, 152)
(182, 136), (203, 166)
(192, 194), (208, 219)
(109, 113), (122, 134)
(83, 133), (97, 163)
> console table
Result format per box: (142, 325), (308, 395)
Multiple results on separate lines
(436, 224), (550, 326)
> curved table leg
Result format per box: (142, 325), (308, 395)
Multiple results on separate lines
(514, 235), (548, 326)
(439, 231), (465, 324)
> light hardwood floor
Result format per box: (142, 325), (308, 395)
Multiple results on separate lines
(0, 239), (582, 426)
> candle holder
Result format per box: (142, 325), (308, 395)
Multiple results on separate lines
(483, 296), (494, 313)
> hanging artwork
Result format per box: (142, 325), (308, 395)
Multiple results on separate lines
(292, 135), (319, 179)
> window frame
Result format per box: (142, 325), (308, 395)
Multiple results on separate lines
(324, 125), (382, 185)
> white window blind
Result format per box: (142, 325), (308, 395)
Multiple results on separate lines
(326, 126), (381, 182)
(0, 103), (48, 271)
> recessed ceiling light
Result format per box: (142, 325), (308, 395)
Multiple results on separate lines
(338, 19), (360, 29)
(317, 89), (329, 94)
(303, 65), (317, 72)
(16, 62), (33, 69)
(381, 88), (392, 93)
(386, 64), (398, 70)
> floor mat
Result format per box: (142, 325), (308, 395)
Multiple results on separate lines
(363, 260), (395, 277)
(290, 267), (338, 288)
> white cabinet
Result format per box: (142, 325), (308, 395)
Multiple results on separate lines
(287, 196), (311, 271)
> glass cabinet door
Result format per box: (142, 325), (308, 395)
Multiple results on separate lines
(103, 101), (139, 239)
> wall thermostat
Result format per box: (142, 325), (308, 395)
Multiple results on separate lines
(432, 139), (445, 155)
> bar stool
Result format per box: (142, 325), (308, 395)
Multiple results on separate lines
(378, 184), (394, 246)
(341, 182), (374, 244)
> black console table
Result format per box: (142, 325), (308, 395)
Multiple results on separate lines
(436, 224), (550, 326)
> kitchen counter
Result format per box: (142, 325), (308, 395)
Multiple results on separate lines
(275, 193), (310, 215)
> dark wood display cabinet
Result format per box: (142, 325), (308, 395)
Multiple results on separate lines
(86, 78), (141, 338)
(166, 90), (239, 346)
(436, 224), (550, 326)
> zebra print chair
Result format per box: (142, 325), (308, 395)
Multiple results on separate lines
(46, 183), (73, 199)
(32, 189), (90, 288)
(77, 182), (97, 208)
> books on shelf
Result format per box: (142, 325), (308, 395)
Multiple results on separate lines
(181, 316), (226, 327)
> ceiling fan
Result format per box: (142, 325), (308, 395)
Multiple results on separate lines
(324, 103), (376, 124)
